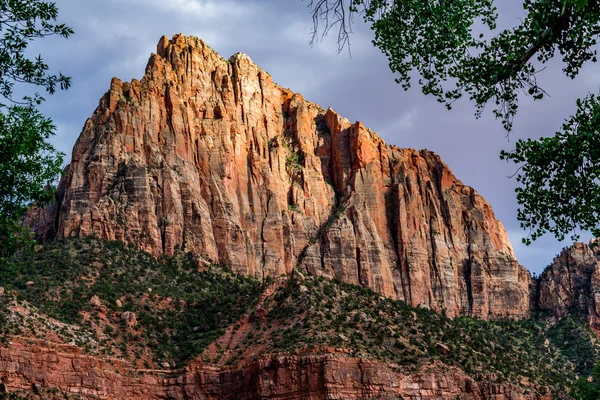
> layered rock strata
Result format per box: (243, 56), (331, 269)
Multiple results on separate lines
(29, 34), (530, 319)
(0, 339), (547, 400)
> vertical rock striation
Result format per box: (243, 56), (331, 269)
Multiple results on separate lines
(28, 34), (530, 319)
(537, 240), (600, 324)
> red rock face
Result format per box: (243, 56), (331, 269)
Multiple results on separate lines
(537, 240), (600, 324)
(0, 339), (547, 399)
(29, 34), (530, 319)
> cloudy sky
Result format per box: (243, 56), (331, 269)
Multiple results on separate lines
(28, 0), (599, 274)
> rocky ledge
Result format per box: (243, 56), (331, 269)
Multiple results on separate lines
(0, 339), (546, 400)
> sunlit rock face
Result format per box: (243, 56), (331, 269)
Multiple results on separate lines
(28, 34), (530, 319)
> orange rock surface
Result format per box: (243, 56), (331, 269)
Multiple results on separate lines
(28, 34), (530, 319)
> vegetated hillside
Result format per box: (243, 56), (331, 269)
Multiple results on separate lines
(0, 238), (598, 398)
(215, 274), (598, 395)
(0, 236), (264, 368)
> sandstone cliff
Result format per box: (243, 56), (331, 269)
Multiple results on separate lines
(0, 338), (548, 400)
(29, 34), (530, 319)
(537, 240), (600, 324)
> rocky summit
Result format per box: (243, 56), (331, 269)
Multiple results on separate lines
(28, 34), (529, 319)
(536, 239), (600, 326)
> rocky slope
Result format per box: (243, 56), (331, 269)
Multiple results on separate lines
(27, 34), (530, 319)
(3, 238), (590, 399)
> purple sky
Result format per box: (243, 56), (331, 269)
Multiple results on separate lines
(31, 0), (600, 274)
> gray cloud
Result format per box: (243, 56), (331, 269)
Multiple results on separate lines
(32, 0), (595, 274)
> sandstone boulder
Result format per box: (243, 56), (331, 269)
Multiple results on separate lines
(90, 295), (102, 308)
(121, 311), (137, 327)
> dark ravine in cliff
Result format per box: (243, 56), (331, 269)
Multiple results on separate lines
(26, 34), (531, 320)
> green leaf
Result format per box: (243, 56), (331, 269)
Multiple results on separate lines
(0, 0), (72, 259)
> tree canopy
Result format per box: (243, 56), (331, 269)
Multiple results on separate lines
(0, 0), (72, 260)
(306, 0), (600, 244)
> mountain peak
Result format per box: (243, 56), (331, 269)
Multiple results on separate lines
(27, 35), (530, 319)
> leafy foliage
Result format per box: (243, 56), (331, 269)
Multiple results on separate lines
(0, 0), (72, 102)
(0, 105), (63, 260)
(309, 0), (599, 130)
(0, 0), (72, 259)
(546, 313), (600, 375)
(501, 91), (600, 243)
(306, 0), (600, 243)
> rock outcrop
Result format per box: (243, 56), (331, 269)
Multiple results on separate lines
(27, 34), (530, 319)
(537, 240), (600, 324)
(0, 339), (548, 399)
